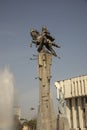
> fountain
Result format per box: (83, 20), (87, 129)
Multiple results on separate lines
(0, 67), (14, 130)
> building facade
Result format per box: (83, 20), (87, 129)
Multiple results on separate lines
(55, 75), (87, 130)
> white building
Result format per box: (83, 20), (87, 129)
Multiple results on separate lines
(55, 75), (87, 130)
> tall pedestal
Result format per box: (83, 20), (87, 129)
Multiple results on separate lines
(36, 51), (57, 130)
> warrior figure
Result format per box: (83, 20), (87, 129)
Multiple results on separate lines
(30, 26), (60, 57)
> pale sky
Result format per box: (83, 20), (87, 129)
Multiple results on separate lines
(0, 0), (87, 119)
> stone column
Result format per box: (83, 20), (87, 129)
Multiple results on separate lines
(85, 104), (87, 128)
(78, 97), (84, 129)
(71, 98), (77, 129)
(66, 100), (71, 128)
(37, 51), (56, 130)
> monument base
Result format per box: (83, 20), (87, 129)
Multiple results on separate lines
(37, 97), (57, 130)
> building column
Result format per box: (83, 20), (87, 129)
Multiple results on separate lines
(66, 99), (71, 128)
(85, 104), (87, 128)
(84, 79), (87, 95)
(72, 98), (77, 129)
(78, 97), (84, 129)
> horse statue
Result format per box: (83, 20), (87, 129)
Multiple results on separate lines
(30, 26), (60, 57)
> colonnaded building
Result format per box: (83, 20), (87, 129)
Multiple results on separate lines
(55, 75), (87, 130)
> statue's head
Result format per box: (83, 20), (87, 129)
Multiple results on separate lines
(30, 29), (39, 40)
(42, 25), (47, 32)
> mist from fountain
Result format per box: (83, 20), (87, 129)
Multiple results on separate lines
(0, 67), (14, 130)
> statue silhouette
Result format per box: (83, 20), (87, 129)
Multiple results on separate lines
(30, 26), (60, 57)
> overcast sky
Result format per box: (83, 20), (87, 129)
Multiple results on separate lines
(0, 0), (87, 119)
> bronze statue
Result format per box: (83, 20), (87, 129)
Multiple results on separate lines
(30, 26), (60, 57)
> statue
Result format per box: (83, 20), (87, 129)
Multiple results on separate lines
(56, 84), (66, 116)
(30, 26), (60, 57)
